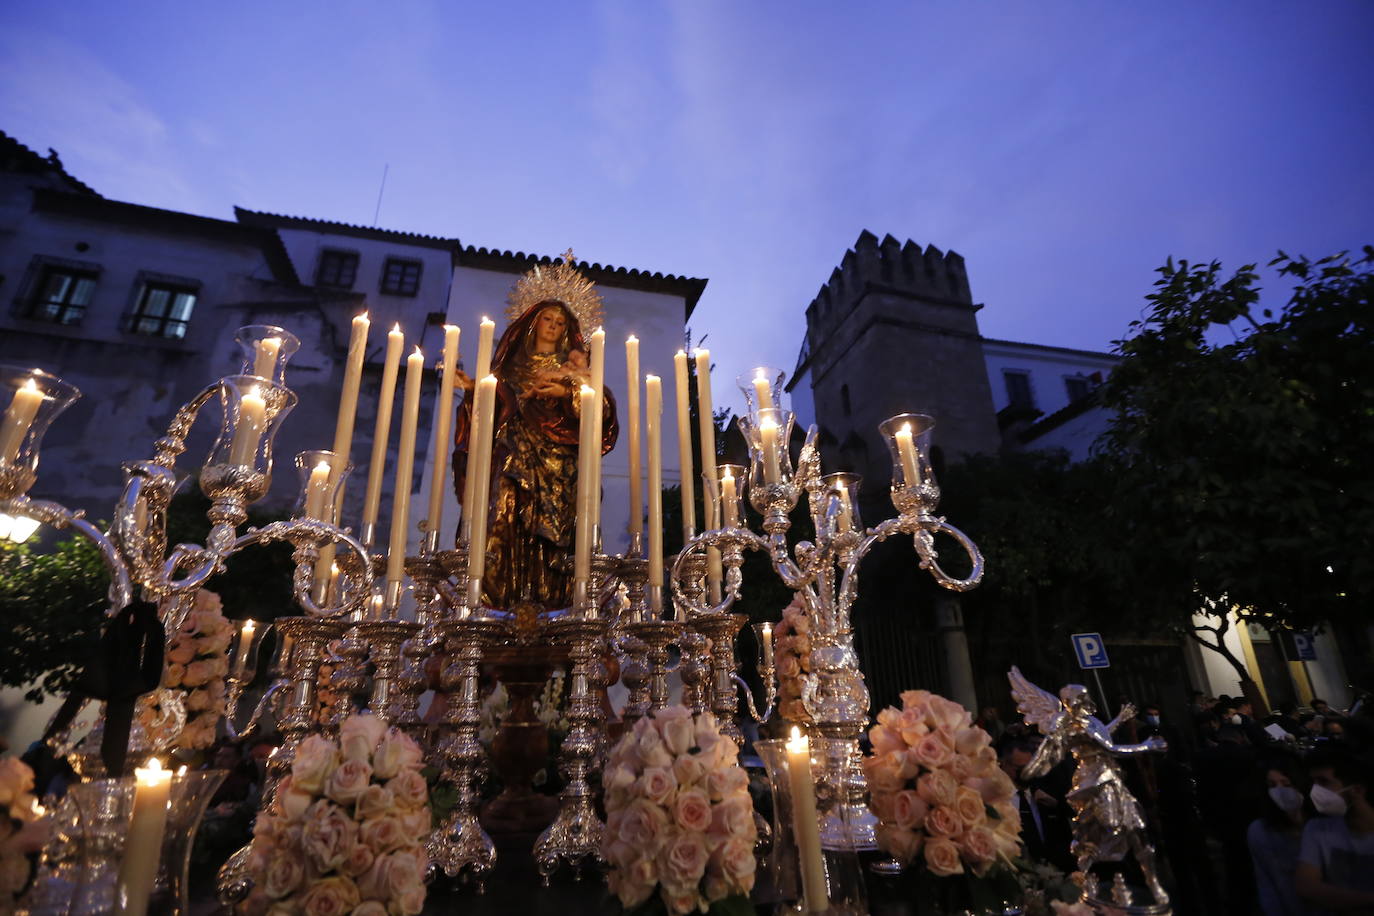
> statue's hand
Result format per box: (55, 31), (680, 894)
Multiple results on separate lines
(526, 377), (570, 399)
(453, 369), (476, 392)
(1145, 735), (1167, 752)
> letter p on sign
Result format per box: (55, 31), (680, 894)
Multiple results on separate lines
(1072, 633), (1110, 669)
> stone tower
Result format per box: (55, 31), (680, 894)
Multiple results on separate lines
(800, 230), (1000, 489)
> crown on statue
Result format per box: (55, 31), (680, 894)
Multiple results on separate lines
(505, 248), (605, 332)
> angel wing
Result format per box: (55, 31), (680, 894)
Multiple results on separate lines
(1008, 665), (1064, 735)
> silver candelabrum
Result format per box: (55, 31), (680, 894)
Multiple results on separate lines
(670, 372), (983, 851)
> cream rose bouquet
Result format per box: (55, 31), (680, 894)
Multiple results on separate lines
(244, 714), (430, 916)
(0, 757), (49, 914)
(863, 690), (1023, 911)
(773, 595), (813, 727)
(137, 589), (233, 750)
(602, 707), (757, 916)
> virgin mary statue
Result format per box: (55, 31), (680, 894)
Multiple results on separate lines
(452, 255), (617, 610)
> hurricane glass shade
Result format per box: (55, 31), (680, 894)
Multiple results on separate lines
(291, 448), (352, 520)
(709, 463), (748, 528)
(742, 407), (795, 511)
(228, 619), (271, 684)
(0, 365), (81, 497)
(233, 324), (300, 386)
(736, 366), (786, 421)
(877, 413), (939, 506)
(820, 472), (863, 539)
(203, 375), (296, 480)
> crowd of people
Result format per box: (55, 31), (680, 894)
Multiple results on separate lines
(975, 692), (1374, 914)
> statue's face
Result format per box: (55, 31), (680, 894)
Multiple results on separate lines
(534, 307), (568, 348)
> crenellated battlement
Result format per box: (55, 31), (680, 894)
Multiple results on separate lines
(805, 230), (971, 337)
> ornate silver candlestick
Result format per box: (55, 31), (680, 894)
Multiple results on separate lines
(358, 619), (420, 724)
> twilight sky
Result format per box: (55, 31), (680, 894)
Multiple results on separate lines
(3, 0), (1371, 405)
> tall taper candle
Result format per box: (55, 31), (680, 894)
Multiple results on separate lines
(625, 335), (642, 539)
(461, 317), (496, 541)
(116, 757), (172, 915)
(361, 323), (405, 543)
(573, 384), (598, 587)
(303, 459), (332, 520)
(464, 375), (498, 609)
(588, 328), (606, 541)
(785, 727), (830, 911)
(645, 374), (664, 595)
(425, 324), (461, 541)
(694, 349), (723, 600)
(316, 311), (370, 597)
(474, 316), (495, 385)
(387, 347), (425, 597)
(673, 351), (696, 537)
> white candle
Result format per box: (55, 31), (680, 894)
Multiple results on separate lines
(252, 336), (282, 381)
(894, 422), (922, 488)
(233, 620), (256, 677)
(721, 468), (739, 527)
(573, 384), (598, 587)
(785, 728), (829, 912)
(588, 328), (606, 540)
(475, 316), (496, 385)
(694, 349), (722, 601)
(759, 417), (782, 486)
(0, 378), (44, 464)
(117, 757), (172, 916)
(461, 317), (496, 542)
(760, 621), (774, 669)
(361, 324), (405, 540)
(645, 375), (664, 593)
(464, 375), (498, 608)
(835, 482), (853, 534)
(315, 311), (370, 597)
(673, 351), (696, 537)
(227, 386), (267, 467)
(753, 370), (773, 411)
(387, 347), (425, 591)
(303, 459), (332, 520)
(426, 324), (461, 539)
(625, 335), (642, 538)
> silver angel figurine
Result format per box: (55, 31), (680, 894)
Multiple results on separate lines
(1008, 666), (1169, 908)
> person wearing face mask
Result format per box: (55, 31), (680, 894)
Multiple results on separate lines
(1248, 756), (1315, 915)
(1296, 750), (1374, 911)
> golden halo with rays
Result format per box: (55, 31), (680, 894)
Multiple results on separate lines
(504, 249), (605, 331)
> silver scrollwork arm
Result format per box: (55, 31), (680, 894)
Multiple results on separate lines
(1, 496), (132, 613)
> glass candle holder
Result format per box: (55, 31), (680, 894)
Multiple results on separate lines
(0, 365), (81, 498)
(234, 325), (300, 386)
(202, 375), (296, 503)
(820, 472), (863, 540)
(753, 620), (776, 673)
(878, 413), (939, 513)
(228, 618), (270, 684)
(291, 449), (351, 521)
(743, 407), (796, 512)
(736, 366), (786, 420)
(708, 463), (748, 528)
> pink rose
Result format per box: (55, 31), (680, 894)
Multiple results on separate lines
(777, 654), (801, 679)
(869, 722), (906, 756)
(387, 769), (428, 810)
(960, 825), (998, 874)
(659, 830), (710, 887)
(912, 731), (953, 770)
(707, 765), (748, 801)
(708, 835), (756, 891)
(672, 753), (706, 789)
(299, 875), (360, 916)
(201, 628), (233, 656)
(163, 662), (186, 686)
(262, 853), (305, 899)
(350, 903), (389, 916)
(892, 789), (929, 830)
(897, 706), (930, 745)
(955, 725), (991, 756)
(871, 790), (896, 823)
(899, 689), (933, 709)
(358, 849), (423, 903)
(674, 787), (712, 832)
(400, 805), (431, 836)
(605, 762), (636, 797)
(661, 715), (696, 757)
(392, 885), (426, 916)
(608, 853), (657, 908)
(926, 805), (963, 839)
(302, 800), (357, 871)
(167, 639), (196, 665)
(340, 842), (375, 877)
(340, 714), (387, 764)
(637, 728), (673, 769)
(280, 781), (315, 821)
(292, 734), (341, 793)
(877, 823), (923, 865)
(993, 801), (1020, 829)
(185, 687), (212, 712)
(708, 794), (755, 839)
(954, 785), (987, 828)
(779, 699), (808, 723)
(663, 883), (705, 915)
(356, 785), (396, 821)
(924, 836), (965, 877)
(371, 730), (423, 780)
(638, 766), (678, 806)
(326, 759), (373, 805)
(182, 659), (214, 687)
(194, 589), (224, 614)
(359, 814), (407, 855)
(864, 751), (906, 793)
(929, 696), (971, 732)
(603, 839), (638, 869)
(947, 752), (973, 781)
(617, 798), (670, 854)
(916, 768), (957, 808)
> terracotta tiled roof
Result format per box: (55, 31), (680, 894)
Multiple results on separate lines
(234, 207), (459, 251)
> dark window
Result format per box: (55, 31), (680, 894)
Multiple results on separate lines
(130, 282), (198, 339)
(380, 257), (422, 296)
(316, 249), (359, 289)
(1065, 375), (1092, 402)
(27, 266), (96, 325)
(1003, 370), (1035, 409)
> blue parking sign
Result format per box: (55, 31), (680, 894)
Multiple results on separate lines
(1072, 633), (1110, 669)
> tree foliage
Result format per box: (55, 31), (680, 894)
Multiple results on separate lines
(1098, 249), (1374, 635)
